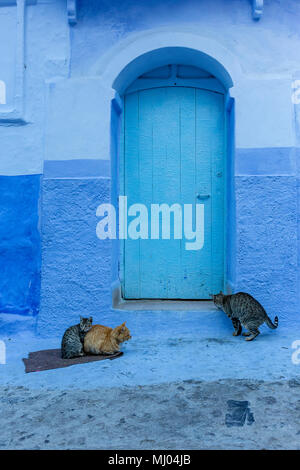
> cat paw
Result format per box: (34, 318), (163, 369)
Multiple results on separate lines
(242, 332), (251, 336)
(245, 335), (257, 341)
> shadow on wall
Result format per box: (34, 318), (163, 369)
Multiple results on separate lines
(0, 175), (41, 316)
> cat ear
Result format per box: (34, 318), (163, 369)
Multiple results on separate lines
(121, 322), (126, 326)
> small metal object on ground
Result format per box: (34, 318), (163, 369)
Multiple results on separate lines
(225, 400), (255, 427)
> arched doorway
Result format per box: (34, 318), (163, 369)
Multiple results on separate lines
(120, 64), (226, 299)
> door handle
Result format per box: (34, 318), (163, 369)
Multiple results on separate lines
(196, 194), (210, 200)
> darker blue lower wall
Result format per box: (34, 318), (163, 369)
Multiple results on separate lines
(38, 177), (111, 336)
(38, 157), (299, 334)
(235, 175), (298, 326)
(0, 175), (41, 315)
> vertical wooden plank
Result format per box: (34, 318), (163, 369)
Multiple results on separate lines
(139, 88), (164, 298)
(140, 87), (174, 298)
(123, 92), (140, 298)
(176, 87), (197, 298)
(210, 92), (225, 294)
(194, 89), (213, 297)
(119, 100), (125, 293)
(161, 87), (182, 298)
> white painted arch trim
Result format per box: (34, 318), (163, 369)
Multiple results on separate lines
(91, 28), (243, 95)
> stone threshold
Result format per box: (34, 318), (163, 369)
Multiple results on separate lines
(114, 299), (215, 311)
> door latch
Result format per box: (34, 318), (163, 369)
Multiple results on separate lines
(196, 193), (210, 200)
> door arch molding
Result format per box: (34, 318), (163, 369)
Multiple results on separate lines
(91, 28), (242, 96)
(124, 64), (226, 95)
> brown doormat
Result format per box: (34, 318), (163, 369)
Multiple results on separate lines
(22, 348), (123, 373)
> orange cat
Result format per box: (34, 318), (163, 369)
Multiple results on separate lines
(84, 322), (131, 355)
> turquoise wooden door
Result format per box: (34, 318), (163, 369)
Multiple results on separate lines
(122, 86), (225, 299)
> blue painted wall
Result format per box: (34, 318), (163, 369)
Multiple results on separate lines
(0, 0), (299, 335)
(235, 175), (298, 325)
(0, 175), (41, 316)
(38, 177), (111, 337)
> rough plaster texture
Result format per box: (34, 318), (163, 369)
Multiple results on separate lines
(0, 175), (41, 316)
(37, 172), (299, 335)
(38, 177), (111, 335)
(235, 176), (298, 325)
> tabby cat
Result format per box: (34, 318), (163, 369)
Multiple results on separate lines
(84, 322), (131, 355)
(211, 291), (278, 341)
(61, 316), (93, 359)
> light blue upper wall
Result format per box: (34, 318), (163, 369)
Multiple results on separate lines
(0, 0), (299, 174)
(48, 0), (298, 167)
(0, 0), (70, 175)
(71, 0), (300, 79)
(0, 5), (17, 107)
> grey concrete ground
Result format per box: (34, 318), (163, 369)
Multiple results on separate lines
(1, 311), (300, 450)
(1, 379), (300, 450)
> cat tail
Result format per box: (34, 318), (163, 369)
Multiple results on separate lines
(265, 315), (278, 329)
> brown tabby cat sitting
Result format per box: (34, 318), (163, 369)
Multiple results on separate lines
(84, 322), (131, 355)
